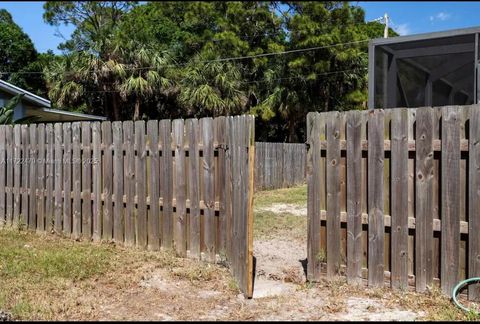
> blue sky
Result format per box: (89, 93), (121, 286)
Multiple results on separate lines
(1, 1), (480, 53)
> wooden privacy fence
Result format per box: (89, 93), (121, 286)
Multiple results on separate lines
(0, 115), (255, 298)
(254, 142), (306, 190)
(307, 105), (480, 300)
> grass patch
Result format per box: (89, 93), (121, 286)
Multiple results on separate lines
(0, 228), (118, 319)
(254, 185), (307, 208)
(0, 227), (232, 320)
(253, 185), (307, 240)
(254, 210), (307, 240)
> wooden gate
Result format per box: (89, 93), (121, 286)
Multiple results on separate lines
(0, 115), (255, 298)
(307, 105), (480, 299)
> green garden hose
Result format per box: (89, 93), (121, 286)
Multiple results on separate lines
(452, 278), (480, 313)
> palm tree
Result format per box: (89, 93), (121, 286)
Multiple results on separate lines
(44, 39), (128, 120)
(178, 53), (246, 117)
(118, 45), (173, 121)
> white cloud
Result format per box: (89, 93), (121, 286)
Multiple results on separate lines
(430, 12), (451, 22)
(395, 23), (410, 36)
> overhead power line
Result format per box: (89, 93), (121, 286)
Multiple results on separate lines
(70, 67), (368, 94)
(0, 39), (370, 76)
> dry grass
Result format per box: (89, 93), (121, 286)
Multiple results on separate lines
(0, 227), (236, 320)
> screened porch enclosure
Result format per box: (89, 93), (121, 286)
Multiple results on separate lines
(368, 27), (480, 109)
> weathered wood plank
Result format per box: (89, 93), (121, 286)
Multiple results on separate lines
(346, 111), (363, 284)
(123, 121), (135, 246)
(28, 125), (37, 231)
(390, 108), (409, 290)
(102, 122), (113, 240)
(173, 119), (186, 256)
(72, 122), (81, 240)
(21, 125), (29, 228)
(5, 126), (13, 226)
(54, 123), (63, 233)
(135, 121), (147, 249)
(215, 117), (227, 258)
(45, 124), (54, 232)
(92, 122), (102, 241)
(224, 117), (233, 262)
(160, 119), (173, 249)
(441, 106), (460, 295)
(201, 117), (215, 262)
(62, 123), (72, 236)
(112, 122), (124, 244)
(81, 122), (92, 238)
(415, 107), (434, 292)
(307, 112), (324, 281)
(13, 125), (21, 226)
(246, 115), (255, 298)
(469, 106), (480, 300)
(147, 120), (160, 250)
(0, 126), (5, 227)
(326, 112), (341, 277)
(36, 124), (45, 232)
(186, 119), (200, 259)
(368, 109), (385, 288)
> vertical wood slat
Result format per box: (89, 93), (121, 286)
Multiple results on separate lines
(415, 107), (434, 292)
(21, 125), (29, 227)
(215, 117), (227, 257)
(231, 116), (240, 279)
(307, 112), (324, 281)
(5, 126), (13, 226)
(469, 106), (480, 300)
(54, 124), (63, 233)
(102, 122), (113, 240)
(226, 117), (234, 262)
(0, 126), (5, 227)
(160, 119), (173, 249)
(246, 115), (255, 298)
(346, 111), (363, 284)
(62, 123), (72, 236)
(112, 122), (124, 244)
(326, 111), (341, 277)
(234, 116), (245, 290)
(173, 119), (186, 256)
(391, 108), (409, 290)
(36, 124), (45, 232)
(45, 124), (54, 232)
(92, 122), (102, 241)
(72, 122), (81, 240)
(123, 121), (135, 246)
(13, 125), (20, 226)
(201, 118), (215, 262)
(81, 122), (92, 238)
(186, 119), (200, 259)
(135, 121), (147, 248)
(368, 109), (385, 288)
(147, 120), (160, 250)
(28, 124), (37, 231)
(441, 106), (461, 295)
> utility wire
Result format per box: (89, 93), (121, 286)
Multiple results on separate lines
(70, 67), (368, 94)
(0, 39), (370, 75)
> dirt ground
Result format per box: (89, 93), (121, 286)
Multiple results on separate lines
(0, 185), (473, 321)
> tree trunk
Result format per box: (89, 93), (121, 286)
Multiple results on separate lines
(133, 98), (141, 121)
(112, 94), (121, 121)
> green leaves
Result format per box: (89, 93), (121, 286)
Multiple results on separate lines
(0, 94), (38, 125)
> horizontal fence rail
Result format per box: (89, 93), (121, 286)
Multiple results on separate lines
(254, 142), (306, 190)
(0, 115), (255, 298)
(307, 105), (480, 300)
